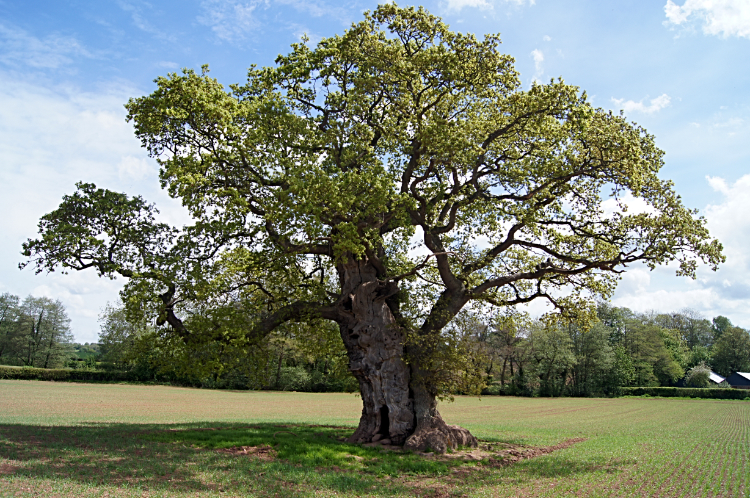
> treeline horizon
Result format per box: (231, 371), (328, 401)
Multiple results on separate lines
(2, 290), (750, 397)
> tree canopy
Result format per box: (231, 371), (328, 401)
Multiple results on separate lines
(21, 5), (723, 452)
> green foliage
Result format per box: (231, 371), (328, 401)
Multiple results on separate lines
(711, 326), (750, 377)
(0, 294), (73, 369)
(521, 322), (576, 397)
(567, 323), (618, 396)
(652, 309), (712, 349)
(711, 315), (732, 342)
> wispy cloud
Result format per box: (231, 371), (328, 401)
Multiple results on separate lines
(613, 174), (750, 327)
(0, 73), (191, 341)
(611, 94), (671, 114)
(530, 48), (544, 83)
(117, 1), (177, 42)
(118, 156), (155, 181)
(443, 0), (535, 12)
(664, 0), (750, 39)
(713, 117), (744, 128)
(198, 0), (266, 42)
(0, 23), (92, 69)
(198, 0), (354, 42)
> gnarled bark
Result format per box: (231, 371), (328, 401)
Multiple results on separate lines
(404, 371), (478, 453)
(335, 257), (477, 452)
(337, 257), (414, 445)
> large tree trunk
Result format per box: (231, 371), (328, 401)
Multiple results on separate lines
(336, 257), (477, 453)
(337, 257), (414, 445)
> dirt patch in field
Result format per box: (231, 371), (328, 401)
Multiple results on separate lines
(215, 444), (276, 461)
(484, 437), (587, 467)
(0, 463), (20, 475)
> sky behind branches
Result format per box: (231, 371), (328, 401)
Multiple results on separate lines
(1, 0), (749, 342)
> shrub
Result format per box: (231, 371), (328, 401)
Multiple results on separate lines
(277, 366), (311, 391)
(685, 362), (711, 388)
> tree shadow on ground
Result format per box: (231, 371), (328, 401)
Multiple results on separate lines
(0, 422), (621, 497)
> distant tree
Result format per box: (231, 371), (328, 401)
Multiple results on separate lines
(0, 293), (21, 363)
(98, 303), (146, 368)
(711, 326), (750, 377)
(621, 320), (683, 386)
(653, 309), (712, 349)
(711, 316), (732, 343)
(485, 315), (524, 389)
(687, 345), (712, 369)
(608, 345), (636, 392)
(596, 303), (633, 344)
(522, 321), (576, 397)
(567, 322), (615, 396)
(15, 297), (73, 368)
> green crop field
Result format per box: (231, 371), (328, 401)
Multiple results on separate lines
(1, 380), (748, 497)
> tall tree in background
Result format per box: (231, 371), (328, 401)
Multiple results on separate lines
(712, 327), (750, 377)
(15, 297), (73, 368)
(0, 293), (21, 361)
(711, 316), (732, 343)
(653, 309), (712, 349)
(22, 6), (723, 452)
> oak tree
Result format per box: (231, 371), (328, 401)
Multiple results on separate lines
(22, 5), (723, 452)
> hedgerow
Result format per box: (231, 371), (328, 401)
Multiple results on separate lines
(623, 386), (750, 400)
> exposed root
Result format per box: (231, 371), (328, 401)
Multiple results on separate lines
(404, 423), (478, 454)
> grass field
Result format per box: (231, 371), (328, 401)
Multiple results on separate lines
(1, 380), (749, 497)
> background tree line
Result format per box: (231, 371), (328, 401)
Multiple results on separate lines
(0, 292), (74, 368)
(463, 303), (750, 397)
(3, 290), (749, 396)
(93, 299), (750, 395)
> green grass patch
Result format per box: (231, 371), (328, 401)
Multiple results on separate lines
(145, 424), (457, 476)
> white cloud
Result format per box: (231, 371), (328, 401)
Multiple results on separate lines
(118, 156), (155, 181)
(198, 0), (352, 42)
(611, 94), (671, 114)
(0, 72), (190, 342)
(445, 0), (493, 10)
(713, 117), (744, 128)
(600, 193), (657, 219)
(616, 269), (652, 296)
(531, 48), (544, 83)
(198, 0), (265, 42)
(443, 0), (535, 12)
(704, 174), (750, 278)
(117, 1), (177, 42)
(664, 0), (750, 38)
(0, 23), (92, 69)
(613, 174), (750, 327)
(543, 35), (551, 41)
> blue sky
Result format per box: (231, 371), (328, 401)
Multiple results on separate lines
(1, 0), (749, 342)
